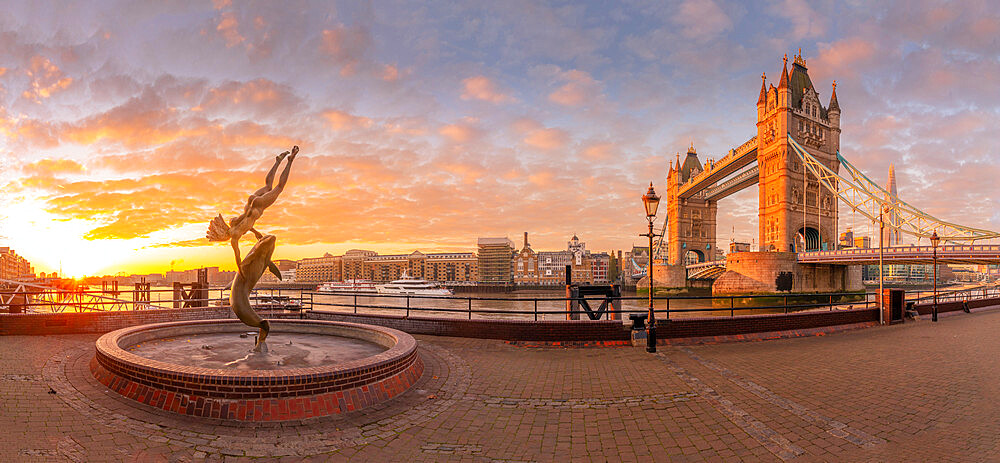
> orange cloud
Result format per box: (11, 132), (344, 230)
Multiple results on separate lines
(438, 122), (481, 144)
(382, 64), (400, 82)
(322, 109), (373, 131)
(815, 38), (877, 75)
(216, 11), (245, 47)
(548, 70), (601, 106)
(580, 142), (617, 160)
(524, 128), (569, 151)
(511, 118), (570, 151)
(22, 56), (72, 102)
(528, 171), (554, 186)
(24, 158), (85, 176)
(196, 79), (302, 116)
(440, 163), (486, 185)
(320, 26), (372, 76)
(461, 76), (513, 103)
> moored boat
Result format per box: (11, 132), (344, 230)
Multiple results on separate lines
(316, 280), (377, 293)
(376, 271), (453, 296)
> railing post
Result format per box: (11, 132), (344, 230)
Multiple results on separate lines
(468, 298), (472, 320)
(730, 296), (735, 317)
(534, 299), (538, 321)
(784, 295), (788, 314)
(830, 294), (834, 311)
(354, 293), (357, 314)
(406, 295), (410, 318)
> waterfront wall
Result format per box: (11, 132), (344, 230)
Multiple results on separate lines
(307, 312), (630, 341)
(913, 297), (1000, 316)
(1, 305), (888, 342)
(656, 307), (878, 338)
(0, 307), (236, 336)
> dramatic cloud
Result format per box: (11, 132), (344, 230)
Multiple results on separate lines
(1, 0), (998, 277)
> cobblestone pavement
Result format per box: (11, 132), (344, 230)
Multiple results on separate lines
(3, 309), (1000, 461)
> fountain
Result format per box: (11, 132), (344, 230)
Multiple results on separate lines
(90, 146), (422, 421)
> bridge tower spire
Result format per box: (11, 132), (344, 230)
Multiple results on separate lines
(757, 73), (768, 121)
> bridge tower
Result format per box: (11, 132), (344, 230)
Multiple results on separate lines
(665, 144), (718, 265)
(756, 52), (841, 252)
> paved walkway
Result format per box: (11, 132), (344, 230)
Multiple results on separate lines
(3, 309), (1000, 462)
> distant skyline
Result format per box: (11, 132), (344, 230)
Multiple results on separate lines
(2, 1), (999, 277)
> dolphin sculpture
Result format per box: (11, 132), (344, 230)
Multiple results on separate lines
(230, 233), (282, 352)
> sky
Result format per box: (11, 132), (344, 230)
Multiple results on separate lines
(1, 0), (999, 277)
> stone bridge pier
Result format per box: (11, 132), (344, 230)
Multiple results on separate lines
(712, 252), (863, 295)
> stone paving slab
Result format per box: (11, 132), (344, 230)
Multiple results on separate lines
(2, 309), (1000, 461)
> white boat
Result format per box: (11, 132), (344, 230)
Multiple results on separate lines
(316, 280), (377, 293)
(376, 271), (454, 296)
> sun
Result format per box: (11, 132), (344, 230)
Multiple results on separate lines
(1, 198), (137, 278)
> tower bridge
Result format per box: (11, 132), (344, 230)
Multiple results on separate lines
(652, 52), (1000, 295)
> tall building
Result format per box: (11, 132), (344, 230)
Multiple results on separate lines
(477, 237), (514, 283)
(883, 164), (902, 247)
(0, 247), (34, 280)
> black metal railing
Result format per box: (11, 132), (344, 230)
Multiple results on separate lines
(907, 285), (1000, 304)
(5, 284), (999, 320)
(302, 291), (876, 321)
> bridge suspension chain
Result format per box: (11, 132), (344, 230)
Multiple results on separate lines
(787, 134), (1000, 243)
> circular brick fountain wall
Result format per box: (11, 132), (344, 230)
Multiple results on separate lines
(91, 319), (422, 421)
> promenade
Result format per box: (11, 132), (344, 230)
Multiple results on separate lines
(2, 307), (998, 462)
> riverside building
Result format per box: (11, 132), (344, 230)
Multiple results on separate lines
(0, 247), (33, 280)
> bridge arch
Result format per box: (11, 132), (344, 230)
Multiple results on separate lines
(797, 227), (820, 251)
(683, 249), (706, 265)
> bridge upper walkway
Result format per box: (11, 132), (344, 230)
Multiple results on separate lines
(677, 136), (758, 199)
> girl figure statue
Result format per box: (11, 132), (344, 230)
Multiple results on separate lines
(206, 146), (298, 273)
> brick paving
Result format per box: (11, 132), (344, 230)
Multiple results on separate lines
(3, 308), (1000, 461)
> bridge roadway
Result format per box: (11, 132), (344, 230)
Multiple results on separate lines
(799, 244), (1000, 265)
(683, 245), (1000, 280)
(677, 136), (758, 200)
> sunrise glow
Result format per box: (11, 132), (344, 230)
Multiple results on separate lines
(2, 1), (999, 278)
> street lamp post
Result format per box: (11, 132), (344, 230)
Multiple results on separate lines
(878, 207), (885, 325)
(930, 230), (940, 322)
(641, 183), (661, 353)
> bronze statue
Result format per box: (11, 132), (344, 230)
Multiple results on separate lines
(206, 146), (299, 351)
(207, 146), (298, 274)
(230, 233), (282, 351)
